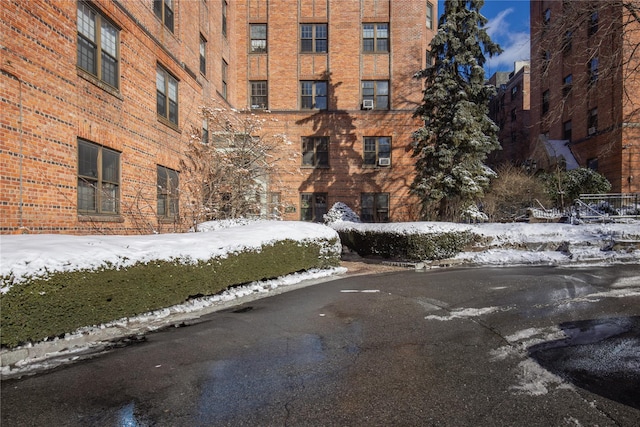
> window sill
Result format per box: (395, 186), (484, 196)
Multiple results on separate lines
(157, 217), (179, 224)
(77, 68), (122, 100)
(78, 214), (124, 223)
(362, 165), (391, 169)
(157, 116), (181, 133)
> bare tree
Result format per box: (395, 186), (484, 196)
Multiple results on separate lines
(180, 102), (295, 231)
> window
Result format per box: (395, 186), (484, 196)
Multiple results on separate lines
(250, 81), (267, 109)
(77, 139), (120, 215)
(563, 120), (572, 141)
(542, 50), (551, 73)
(362, 80), (389, 110)
(250, 24), (267, 53)
(426, 50), (434, 67)
(589, 58), (599, 85)
(268, 192), (281, 218)
(363, 23), (389, 52)
(300, 193), (327, 222)
(589, 10), (599, 36)
(587, 158), (598, 170)
(157, 65), (179, 125)
(511, 108), (516, 122)
(300, 24), (327, 53)
(543, 8), (551, 25)
(542, 90), (550, 115)
(361, 193), (389, 223)
(562, 74), (573, 96)
(202, 119), (209, 144)
(77, 1), (119, 88)
(426, 3), (434, 29)
(153, 0), (174, 32)
(200, 35), (207, 75)
(221, 59), (228, 99)
(300, 81), (328, 110)
(588, 108), (598, 135)
(157, 166), (179, 219)
(222, 0), (227, 37)
(510, 84), (518, 100)
(302, 137), (329, 167)
(363, 137), (391, 167)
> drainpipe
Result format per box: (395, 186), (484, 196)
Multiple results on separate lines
(2, 68), (24, 229)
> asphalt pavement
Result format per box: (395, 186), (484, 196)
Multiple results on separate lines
(1, 265), (639, 426)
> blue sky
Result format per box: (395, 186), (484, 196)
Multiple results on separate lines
(437, 0), (531, 75)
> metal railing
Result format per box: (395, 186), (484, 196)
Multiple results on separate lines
(574, 193), (640, 221)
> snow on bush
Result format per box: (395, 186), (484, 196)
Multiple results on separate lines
(324, 202), (361, 224)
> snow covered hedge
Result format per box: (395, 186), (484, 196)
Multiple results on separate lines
(0, 222), (340, 348)
(330, 222), (481, 261)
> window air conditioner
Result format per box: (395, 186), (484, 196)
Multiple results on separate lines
(362, 99), (374, 110)
(588, 127), (596, 135)
(378, 157), (391, 166)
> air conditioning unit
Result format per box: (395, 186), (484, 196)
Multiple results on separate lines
(588, 127), (596, 135)
(378, 157), (391, 166)
(362, 99), (374, 110)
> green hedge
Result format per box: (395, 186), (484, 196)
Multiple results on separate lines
(0, 239), (339, 348)
(338, 230), (479, 261)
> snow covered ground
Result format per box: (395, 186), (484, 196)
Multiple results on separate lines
(1, 219), (639, 377)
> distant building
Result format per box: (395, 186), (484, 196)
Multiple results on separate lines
(529, 0), (640, 192)
(1, 0), (436, 234)
(487, 61), (531, 167)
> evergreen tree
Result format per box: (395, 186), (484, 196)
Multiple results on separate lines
(412, 0), (502, 221)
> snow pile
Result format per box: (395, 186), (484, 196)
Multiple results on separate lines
(1, 221), (340, 291)
(330, 221), (639, 266)
(323, 202), (361, 223)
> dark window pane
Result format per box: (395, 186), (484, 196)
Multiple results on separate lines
(165, 5), (174, 32)
(363, 39), (374, 52)
(157, 91), (167, 117)
(169, 100), (178, 124)
(78, 142), (98, 177)
(101, 182), (118, 213)
(379, 138), (391, 157)
(315, 40), (327, 53)
(301, 39), (313, 52)
(316, 25), (327, 39)
(78, 179), (96, 211)
(377, 96), (389, 110)
(301, 97), (313, 109)
(101, 53), (117, 87)
(102, 149), (119, 182)
(153, 0), (162, 18)
(77, 37), (96, 74)
(376, 39), (388, 52)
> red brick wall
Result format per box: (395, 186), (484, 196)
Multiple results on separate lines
(1, 0), (226, 234)
(529, 0), (639, 193)
(235, 0), (433, 221)
(1, 0), (434, 234)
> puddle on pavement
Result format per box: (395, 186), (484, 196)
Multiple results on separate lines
(528, 316), (640, 409)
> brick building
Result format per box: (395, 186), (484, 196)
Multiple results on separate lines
(487, 61), (531, 167)
(529, 0), (640, 193)
(1, 0), (436, 234)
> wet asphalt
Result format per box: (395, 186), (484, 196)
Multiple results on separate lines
(1, 265), (639, 426)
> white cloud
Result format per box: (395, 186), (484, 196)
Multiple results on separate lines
(484, 8), (531, 72)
